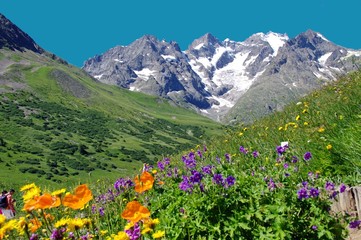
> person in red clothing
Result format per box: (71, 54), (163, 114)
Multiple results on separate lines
(6, 189), (16, 216)
(1, 189), (15, 219)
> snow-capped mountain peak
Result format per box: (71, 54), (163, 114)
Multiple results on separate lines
(83, 30), (361, 122)
(260, 32), (289, 56)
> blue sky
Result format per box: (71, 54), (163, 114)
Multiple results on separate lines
(1, 0), (360, 67)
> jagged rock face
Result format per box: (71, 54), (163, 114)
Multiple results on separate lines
(184, 32), (290, 120)
(83, 35), (212, 109)
(83, 30), (361, 123)
(0, 13), (43, 53)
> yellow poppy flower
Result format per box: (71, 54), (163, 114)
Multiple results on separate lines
(114, 231), (130, 240)
(152, 230), (165, 239)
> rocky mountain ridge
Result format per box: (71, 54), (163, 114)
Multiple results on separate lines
(83, 30), (361, 123)
(0, 13), (43, 53)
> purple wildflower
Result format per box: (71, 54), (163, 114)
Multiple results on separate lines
(182, 153), (197, 169)
(197, 149), (203, 158)
(189, 170), (203, 184)
(164, 157), (170, 165)
(68, 232), (75, 240)
(179, 176), (193, 192)
(180, 208), (185, 214)
(213, 173), (224, 185)
(99, 207), (105, 216)
(297, 188), (309, 200)
(50, 229), (64, 240)
(114, 178), (134, 192)
(199, 183), (205, 192)
(166, 170), (173, 177)
(30, 234), (39, 240)
(95, 194), (107, 203)
(291, 156), (298, 163)
(142, 164), (153, 172)
(340, 183), (346, 193)
(303, 152), (312, 161)
(201, 165), (213, 175)
(252, 151), (259, 158)
(312, 225), (318, 231)
(268, 178), (276, 191)
(106, 189), (116, 202)
(125, 222), (141, 240)
(349, 220), (361, 229)
(91, 204), (96, 214)
(157, 161), (165, 171)
(284, 173), (290, 177)
(309, 188), (320, 198)
(325, 181), (335, 191)
(283, 163), (289, 169)
(216, 156), (221, 164)
(302, 181), (308, 188)
(330, 191), (338, 199)
(80, 233), (92, 240)
(203, 145), (207, 152)
(276, 146), (286, 155)
(226, 176), (235, 187)
(308, 172), (313, 178)
(239, 146), (248, 154)
(224, 153), (231, 162)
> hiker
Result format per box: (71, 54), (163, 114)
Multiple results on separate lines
(0, 190), (7, 215)
(0, 189), (15, 219)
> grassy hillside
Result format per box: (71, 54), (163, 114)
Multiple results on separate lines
(216, 69), (361, 180)
(0, 49), (224, 187)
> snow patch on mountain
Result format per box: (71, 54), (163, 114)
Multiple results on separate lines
(211, 95), (233, 109)
(318, 52), (332, 65)
(94, 74), (104, 80)
(114, 59), (124, 63)
(133, 68), (157, 81)
(261, 32), (289, 56)
(212, 51), (252, 91)
(161, 54), (176, 60)
(316, 33), (330, 42)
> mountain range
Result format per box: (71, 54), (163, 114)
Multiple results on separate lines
(83, 30), (361, 123)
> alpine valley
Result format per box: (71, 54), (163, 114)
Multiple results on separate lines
(0, 13), (224, 185)
(83, 30), (361, 123)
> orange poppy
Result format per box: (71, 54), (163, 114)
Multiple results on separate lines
(23, 193), (61, 211)
(134, 171), (154, 193)
(29, 218), (42, 233)
(121, 201), (150, 223)
(62, 184), (93, 210)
